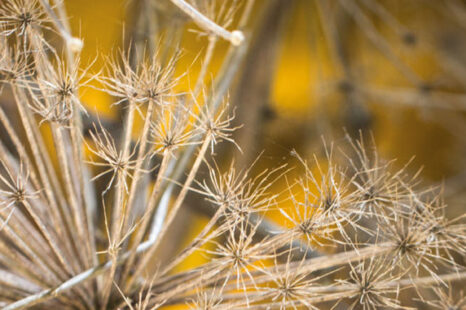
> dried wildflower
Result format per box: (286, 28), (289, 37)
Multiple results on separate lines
(137, 50), (181, 106)
(336, 257), (405, 310)
(0, 0), (50, 37)
(99, 49), (143, 106)
(100, 48), (180, 108)
(379, 199), (451, 277)
(0, 42), (31, 85)
(1, 2), (465, 310)
(117, 277), (164, 310)
(344, 135), (420, 216)
(194, 102), (241, 153)
(206, 222), (271, 293)
(225, 164), (284, 224)
(421, 285), (466, 310)
(262, 248), (320, 310)
(0, 161), (38, 229)
(197, 159), (282, 227)
(86, 123), (139, 194)
(280, 195), (341, 247)
(27, 56), (90, 124)
(150, 109), (198, 156)
(290, 150), (360, 245)
(188, 287), (223, 310)
(416, 197), (466, 268)
(197, 161), (246, 209)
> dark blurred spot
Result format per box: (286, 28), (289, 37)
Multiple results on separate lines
(402, 32), (417, 46)
(337, 80), (354, 94)
(261, 104), (277, 121)
(345, 102), (372, 134)
(439, 31), (460, 53)
(419, 82), (433, 95)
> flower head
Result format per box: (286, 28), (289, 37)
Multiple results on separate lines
(27, 55), (90, 124)
(86, 122), (140, 194)
(0, 0), (50, 37)
(0, 160), (39, 229)
(338, 257), (405, 310)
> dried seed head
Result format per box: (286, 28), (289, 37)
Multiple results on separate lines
(417, 197), (466, 264)
(339, 257), (403, 310)
(188, 287), (223, 310)
(194, 101), (241, 154)
(27, 56), (89, 124)
(0, 160), (37, 205)
(379, 198), (458, 277)
(198, 160), (282, 228)
(0, 0), (50, 37)
(0, 161), (38, 229)
(150, 109), (197, 156)
(291, 149), (359, 245)
(138, 50), (181, 106)
(197, 161), (244, 209)
(263, 248), (319, 310)
(100, 49), (142, 105)
(344, 134), (419, 216)
(422, 286), (466, 310)
(0, 42), (31, 84)
(280, 201), (340, 247)
(207, 222), (270, 292)
(100, 47), (181, 107)
(86, 123), (139, 194)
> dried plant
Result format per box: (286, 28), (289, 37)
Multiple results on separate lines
(0, 0), (464, 310)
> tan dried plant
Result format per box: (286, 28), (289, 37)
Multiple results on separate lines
(0, 0), (464, 310)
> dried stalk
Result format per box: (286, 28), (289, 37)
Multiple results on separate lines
(169, 0), (245, 45)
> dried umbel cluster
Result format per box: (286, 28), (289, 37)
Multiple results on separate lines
(0, 0), (465, 310)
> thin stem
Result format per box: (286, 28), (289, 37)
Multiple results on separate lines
(122, 37), (248, 287)
(39, 0), (83, 53)
(0, 107), (40, 191)
(193, 36), (218, 96)
(20, 200), (76, 278)
(10, 87), (85, 274)
(121, 153), (170, 287)
(124, 101), (154, 238)
(0, 199), (62, 287)
(338, 0), (420, 85)
(131, 135), (212, 281)
(51, 124), (88, 268)
(111, 102), (136, 240)
(159, 204), (226, 275)
(238, 0), (256, 29)
(70, 122), (97, 269)
(40, 0), (94, 266)
(10, 88), (64, 232)
(152, 37), (248, 229)
(101, 101), (136, 309)
(169, 0), (244, 45)
(134, 37), (220, 278)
